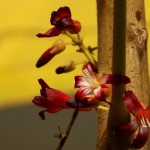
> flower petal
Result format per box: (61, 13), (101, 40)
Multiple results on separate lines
(83, 62), (98, 73)
(75, 87), (92, 104)
(38, 78), (51, 97)
(100, 74), (130, 85)
(33, 87), (71, 109)
(38, 78), (50, 89)
(74, 76), (91, 88)
(36, 27), (62, 38)
(114, 118), (139, 137)
(36, 48), (54, 68)
(45, 88), (71, 108)
(93, 86), (107, 103)
(39, 110), (45, 120)
(51, 7), (71, 25)
(32, 96), (50, 108)
(132, 125), (149, 149)
(82, 62), (98, 80)
(123, 91), (144, 116)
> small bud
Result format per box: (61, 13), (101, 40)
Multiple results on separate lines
(36, 39), (66, 68)
(69, 20), (81, 34)
(50, 39), (66, 55)
(56, 60), (76, 74)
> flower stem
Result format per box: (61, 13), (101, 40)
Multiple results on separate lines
(56, 110), (79, 150)
(63, 31), (97, 66)
(74, 60), (87, 65)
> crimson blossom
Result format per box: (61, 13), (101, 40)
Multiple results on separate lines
(115, 91), (150, 149)
(73, 62), (130, 106)
(36, 6), (81, 38)
(32, 79), (96, 120)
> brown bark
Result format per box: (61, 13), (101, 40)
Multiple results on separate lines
(96, 0), (150, 150)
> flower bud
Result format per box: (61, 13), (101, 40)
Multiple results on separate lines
(56, 60), (76, 74)
(69, 20), (81, 34)
(36, 39), (66, 68)
(50, 39), (66, 55)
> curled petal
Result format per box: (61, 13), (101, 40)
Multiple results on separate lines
(51, 7), (71, 25)
(36, 27), (62, 38)
(74, 76), (91, 88)
(132, 125), (149, 149)
(38, 78), (50, 89)
(82, 62), (98, 80)
(36, 48), (55, 68)
(38, 78), (51, 97)
(75, 87), (92, 104)
(39, 111), (45, 120)
(114, 118), (139, 137)
(100, 74), (130, 85)
(123, 91), (144, 116)
(83, 62), (98, 73)
(38, 108), (63, 120)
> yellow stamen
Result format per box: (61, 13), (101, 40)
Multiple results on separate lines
(97, 105), (109, 111)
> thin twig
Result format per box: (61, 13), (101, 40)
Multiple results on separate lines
(56, 110), (79, 150)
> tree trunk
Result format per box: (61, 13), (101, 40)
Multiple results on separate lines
(96, 0), (150, 150)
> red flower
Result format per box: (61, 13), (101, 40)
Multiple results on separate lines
(74, 62), (130, 105)
(114, 91), (150, 149)
(36, 7), (81, 38)
(32, 79), (93, 120)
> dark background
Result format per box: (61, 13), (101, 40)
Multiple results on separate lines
(0, 104), (97, 150)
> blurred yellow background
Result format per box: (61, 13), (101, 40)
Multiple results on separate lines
(0, 0), (150, 110)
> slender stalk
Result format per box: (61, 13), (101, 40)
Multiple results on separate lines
(63, 31), (97, 66)
(56, 110), (79, 150)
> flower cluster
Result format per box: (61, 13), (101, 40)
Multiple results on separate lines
(36, 6), (83, 70)
(33, 6), (150, 149)
(33, 62), (130, 119)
